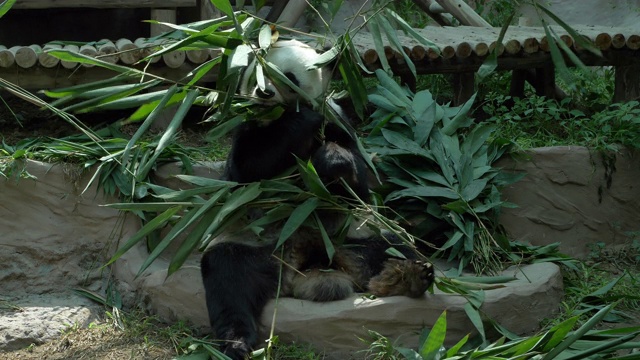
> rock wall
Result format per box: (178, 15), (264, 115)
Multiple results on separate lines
(5, 146), (636, 354)
(0, 160), (139, 350)
(499, 146), (640, 258)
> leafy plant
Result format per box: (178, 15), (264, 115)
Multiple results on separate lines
(371, 304), (640, 360)
(483, 95), (640, 152)
(365, 69), (521, 275)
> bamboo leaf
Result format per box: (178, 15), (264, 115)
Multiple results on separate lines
(122, 85), (178, 169)
(276, 197), (319, 249)
(386, 185), (458, 202)
(378, 14), (416, 78)
(420, 311), (447, 360)
(0, 0), (16, 18)
(314, 212), (335, 262)
(137, 89), (199, 180)
(536, 4), (602, 57)
(442, 93), (476, 136)
(105, 206), (181, 267)
(202, 182), (262, 240)
(258, 24), (272, 49)
(542, 303), (618, 360)
(167, 208), (221, 276)
(464, 302), (486, 343)
(367, 16), (391, 73)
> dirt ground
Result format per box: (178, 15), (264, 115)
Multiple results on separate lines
(4, 320), (178, 360)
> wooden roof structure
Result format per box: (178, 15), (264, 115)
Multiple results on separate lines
(1, 24), (639, 101)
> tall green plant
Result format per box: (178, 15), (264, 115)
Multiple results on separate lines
(364, 70), (521, 275)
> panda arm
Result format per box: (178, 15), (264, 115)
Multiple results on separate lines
(225, 107), (323, 182)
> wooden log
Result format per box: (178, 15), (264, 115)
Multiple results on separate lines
(455, 41), (472, 58)
(10, 45), (39, 68)
(469, 41), (489, 57)
(151, 9), (177, 37)
(626, 34), (640, 50)
(134, 38), (161, 63)
(79, 45), (98, 67)
(97, 40), (118, 64)
(14, 0), (197, 8)
(0, 45), (15, 68)
(539, 34), (573, 52)
(186, 49), (210, 64)
(39, 44), (61, 68)
(522, 37), (539, 54)
(504, 39), (521, 55)
(434, 0), (491, 27)
(410, 46), (427, 61)
(440, 44), (456, 59)
(116, 38), (140, 64)
(162, 49), (186, 69)
(595, 33), (612, 50)
(612, 33), (626, 49)
(60, 45), (80, 69)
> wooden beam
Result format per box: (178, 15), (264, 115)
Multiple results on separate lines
(14, 0), (196, 8)
(434, 0), (491, 27)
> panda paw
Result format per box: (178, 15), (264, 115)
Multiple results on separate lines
(367, 259), (435, 298)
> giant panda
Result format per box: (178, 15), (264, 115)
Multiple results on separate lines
(200, 39), (435, 360)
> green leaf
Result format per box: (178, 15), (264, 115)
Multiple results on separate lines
(442, 93), (476, 136)
(542, 303), (618, 360)
(175, 175), (237, 187)
(258, 24), (273, 49)
(276, 197), (319, 249)
(536, 4), (602, 57)
(137, 188), (228, 276)
(378, 13), (416, 78)
(202, 182), (262, 240)
(419, 311), (446, 360)
(122, 85), (178, 169)
(367, 16), (391, 73)
(445, 333), (469, 357)
(381, 128), (432, 159)
(464, 302), (486, 343)
(137, 89), (199, 180)
(386, 185), (459, 202)
(314, 212), (335, 262)
(0, 0), (16, 18)
(105, 206), (181, 267)
(460, 178), (489, 202)
(542, 316), (579, 352)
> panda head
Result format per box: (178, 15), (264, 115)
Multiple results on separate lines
(239, 40), (333, 107)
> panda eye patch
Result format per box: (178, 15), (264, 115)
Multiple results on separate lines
(284, 72), (300, 87)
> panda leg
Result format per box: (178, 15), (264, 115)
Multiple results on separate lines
(344, 235), (435, 298)
(200, 242), (278, 360)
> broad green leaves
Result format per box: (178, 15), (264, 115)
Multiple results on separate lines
(365, 70), (516, 275)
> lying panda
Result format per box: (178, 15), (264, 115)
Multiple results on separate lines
(200, 39), (435, 360)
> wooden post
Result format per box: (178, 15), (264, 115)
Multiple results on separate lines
(151, 9), (177, 37)
(452, 72), (475, 106)
(614, 64), (640, 103)
(116, 38), (140, 64)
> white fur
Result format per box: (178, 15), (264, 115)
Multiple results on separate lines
(240, 40), (331, 106)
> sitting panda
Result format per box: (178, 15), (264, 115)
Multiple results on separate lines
(200, 39), (435, 360)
